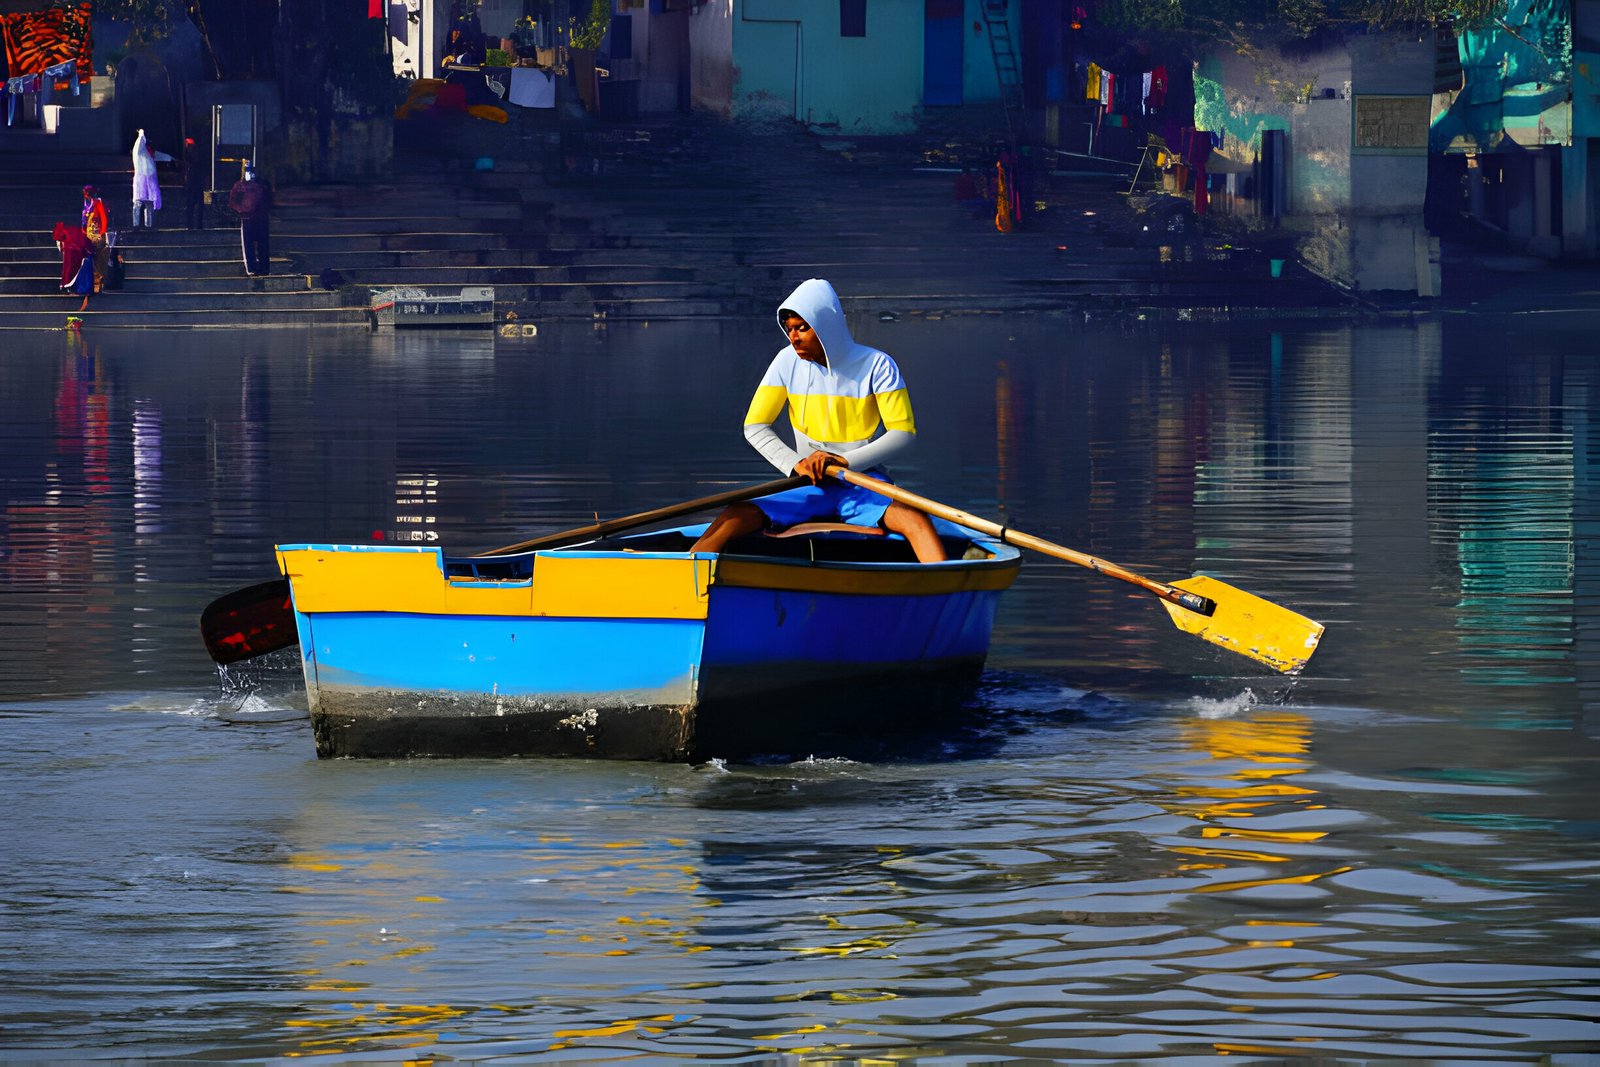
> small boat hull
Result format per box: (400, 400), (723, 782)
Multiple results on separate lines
(370, 285), (494, 328)
(277, 524), (1019, 759)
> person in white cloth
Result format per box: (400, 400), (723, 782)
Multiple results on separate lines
(131, 129), (162, 230)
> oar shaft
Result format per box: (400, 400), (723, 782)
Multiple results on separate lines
(827, 466), (1212, 615)
(479, 475), (807, 556)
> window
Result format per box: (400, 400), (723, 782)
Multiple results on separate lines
(841, 0), (865, 37)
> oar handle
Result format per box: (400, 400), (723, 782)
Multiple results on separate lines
(827, 465), (1215, 616)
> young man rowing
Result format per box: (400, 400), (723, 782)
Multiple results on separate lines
(691, 278), (946, 563)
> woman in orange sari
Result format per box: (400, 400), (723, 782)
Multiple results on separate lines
(81, 185), (110, 293)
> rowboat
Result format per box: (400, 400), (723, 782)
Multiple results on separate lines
(369, 285), (494, 328)
(275, 521), (1021, 760)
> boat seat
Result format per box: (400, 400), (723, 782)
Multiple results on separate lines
(766, 521), (886, 539)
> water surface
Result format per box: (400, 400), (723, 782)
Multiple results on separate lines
(1, 316), (1596, 1060)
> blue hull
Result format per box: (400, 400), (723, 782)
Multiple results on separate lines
(282, 524), (1020, 759)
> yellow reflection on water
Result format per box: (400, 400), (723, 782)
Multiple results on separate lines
(1166, 710), (1347, 907)
(277, 831), (715, 1057)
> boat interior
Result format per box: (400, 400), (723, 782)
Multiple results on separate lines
(443, 526), (996, 581)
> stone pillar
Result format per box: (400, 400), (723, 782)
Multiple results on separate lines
(1562, 139), (1596, 258)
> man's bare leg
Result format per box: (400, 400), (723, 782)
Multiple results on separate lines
(882, 501), (946, 563)
(690, 502), (767, 554)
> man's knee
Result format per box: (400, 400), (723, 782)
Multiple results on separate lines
(883, 500), (931, 529)
(720, 502), (766, 529)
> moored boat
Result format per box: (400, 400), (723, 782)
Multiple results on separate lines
(369, 285), (494, 328)
(275, 522), (1020, 760)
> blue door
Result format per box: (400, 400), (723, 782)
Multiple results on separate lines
(923, 0), (963, 106)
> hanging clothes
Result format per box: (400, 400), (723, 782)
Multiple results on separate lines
(1142, 71), (1152, 115)
(507, 66), (555, 108)
(1085, 61), (1102, 102)
(1187, 129), (1213, 215)
(1147, 65), (1168, 112)
(43, 59), (80, 96)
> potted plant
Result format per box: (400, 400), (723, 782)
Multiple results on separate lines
(565, 0), (610, 112)
(508, 16), (541, 66)
(568, 0), (609, 51)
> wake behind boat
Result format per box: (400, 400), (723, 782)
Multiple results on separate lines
(275, 520), (1021, 760)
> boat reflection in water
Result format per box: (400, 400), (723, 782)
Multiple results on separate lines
(276, 520), (1020, 760)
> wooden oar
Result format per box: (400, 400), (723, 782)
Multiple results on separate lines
(199, 474), (807, 665)
(827, 465), (1324, 674)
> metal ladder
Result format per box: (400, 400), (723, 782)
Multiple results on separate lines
(982, 1), (1024, 119)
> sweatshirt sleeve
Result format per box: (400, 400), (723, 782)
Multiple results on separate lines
(838, 427), (913, 471)
(742, 358), (802, 475)
(839, 351), (916, 470)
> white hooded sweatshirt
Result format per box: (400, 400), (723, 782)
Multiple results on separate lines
(743, 278), (916, 476)
(132, 129), (161, 208)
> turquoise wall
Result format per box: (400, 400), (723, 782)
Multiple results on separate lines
(1430, 0), (1574, 152)
(730, 0), (1014, 134)
(733, 0), (923, 132)
(1576, 51), (1599, 138)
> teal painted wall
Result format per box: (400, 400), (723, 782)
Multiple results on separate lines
(733, 0), (923, 132)
(1430, 0), (1574, 152)
(1577, 51), (1599, 137)
(728, 0), (1015, 133)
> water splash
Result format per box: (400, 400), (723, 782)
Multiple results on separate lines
(1187, 687), (1259, 719)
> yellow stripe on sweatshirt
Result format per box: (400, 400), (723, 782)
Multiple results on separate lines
(782, 392), (902, 442)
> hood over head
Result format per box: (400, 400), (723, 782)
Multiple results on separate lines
(776, 278), (853, 367)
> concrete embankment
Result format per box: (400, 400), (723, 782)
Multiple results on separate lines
(10, 112), (1585, 331)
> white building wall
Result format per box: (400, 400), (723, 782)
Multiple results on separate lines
(690, 0), (735, 115)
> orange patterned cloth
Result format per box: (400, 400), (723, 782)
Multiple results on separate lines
(1, 3), (93, 80)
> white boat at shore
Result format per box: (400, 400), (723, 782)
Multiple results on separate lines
(370, 285), (494, 328)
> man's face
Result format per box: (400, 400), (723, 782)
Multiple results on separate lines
(784, 314), (825, 364)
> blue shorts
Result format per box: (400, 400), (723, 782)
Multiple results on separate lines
(753, 471), (893, 529)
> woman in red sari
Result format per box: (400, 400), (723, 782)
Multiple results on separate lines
(54, 221), (93, 311)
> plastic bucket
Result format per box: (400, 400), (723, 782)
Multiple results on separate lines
(1269, 258), (1285, 278)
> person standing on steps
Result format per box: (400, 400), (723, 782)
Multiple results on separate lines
(131, 129), (162, 230)
(228, 163), (273, 276)
(80, 185), (109, 293)
(182, 137), (208, 230)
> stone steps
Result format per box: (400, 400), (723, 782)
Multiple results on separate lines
(0, 286), (351, 311)
(0, 110), (1340, 329)
(0, 304), (372, 330)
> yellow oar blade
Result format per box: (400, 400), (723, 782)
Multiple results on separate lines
(1160, 575), (1324, 674)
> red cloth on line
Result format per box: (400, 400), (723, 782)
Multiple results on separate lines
(1147, 65), (1168, 110)
(369, 0), (383, 17)
(1187, 130), (1213, 215)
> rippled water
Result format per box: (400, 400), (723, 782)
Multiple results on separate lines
(2, 317), (1597, 1060)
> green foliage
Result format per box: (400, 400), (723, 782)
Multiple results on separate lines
(568, 0), (610, 50)
(94, 0), (177, 46)
(509, 15), (540, 51)
(1097, 0), (1511, 41)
